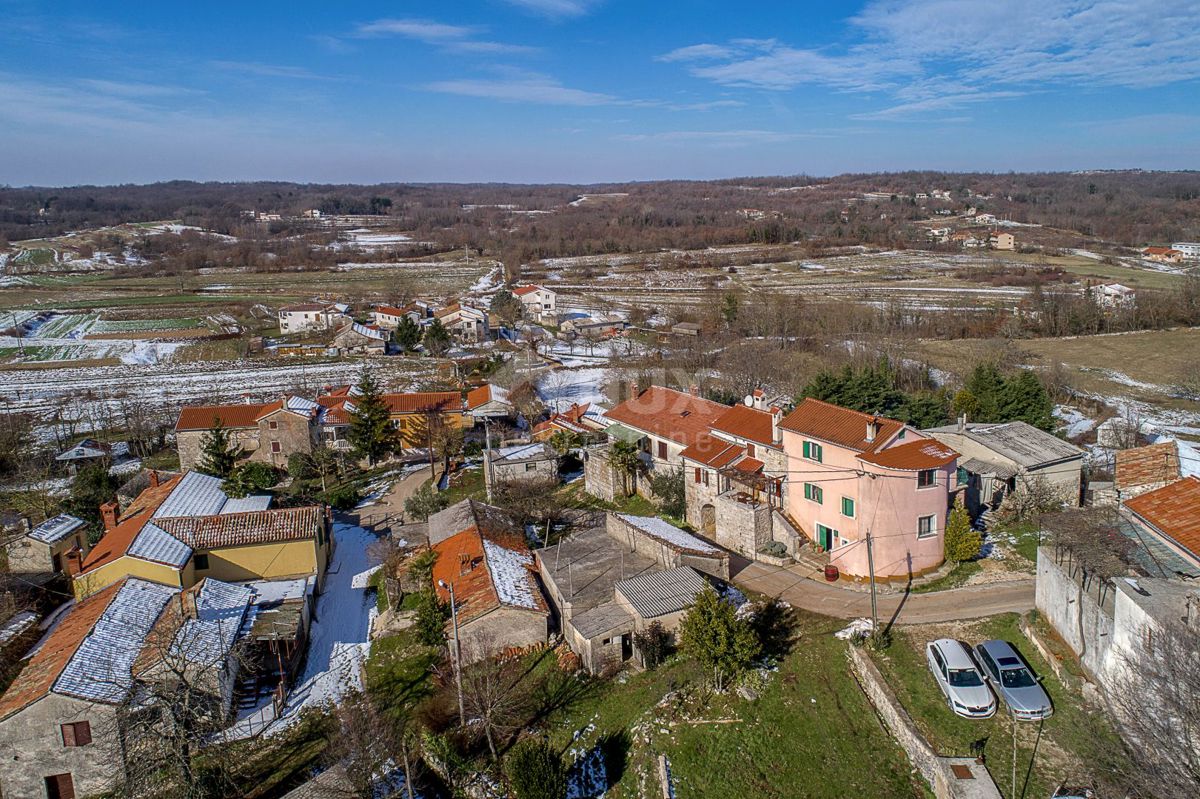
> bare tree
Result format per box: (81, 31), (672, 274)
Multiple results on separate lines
(331, 690), (419, 799)
(459, 640), (533, 760)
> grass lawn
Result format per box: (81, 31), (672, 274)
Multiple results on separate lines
(911, 560), (982, 594)
(870, 613), (1128, 799)
(440, 465), (485, 505)
(540, 610), (930, 798)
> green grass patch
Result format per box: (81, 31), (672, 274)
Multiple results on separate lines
(439, 466), (485, 505)
(363, 628), (440, 723)
(871, 613), (1129, 798)
(911, 560), (982, 594)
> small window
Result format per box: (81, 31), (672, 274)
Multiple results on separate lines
(694, 467), (702, 484)
(525, 462), (537, 472)
(897, 429), (906, 440)
(956, 466), (968, 486)
(917, 469), (936, 488)
(841, 496), (855, 518)
(917, 514), (936, 538)
(271, 441), (282, 453)
(61, 720), (91, 747)
(746, 442), (756, 457)
(656, 441), (668, 459)
(45, 774), (75, 799)
(269, 420), (278, 430)
(194, 553), (210, 570)
(804, 483), (823, 504)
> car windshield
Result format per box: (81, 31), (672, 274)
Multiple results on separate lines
(1000, 668), (1037, 688)
(948, 668), (984, 687)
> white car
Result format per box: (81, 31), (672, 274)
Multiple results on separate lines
(926, 638), (996, 718)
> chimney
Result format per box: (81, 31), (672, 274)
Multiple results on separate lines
(100, 500), (119, 532)
(148, 470), (160, 488)
(866, 416), (879, 443)
(958, 413), (967, 433)
(752, 388), (765, 409)
(617, 380), (629, 403)
(64, 547), (84, 577)
(688, 384), (699, 397)
(770, 406), (783, 445)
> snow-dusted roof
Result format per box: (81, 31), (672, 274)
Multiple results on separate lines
(349, 322), (387, 341)
(221, 495), (273, 514)
(243, 576), (313, 605)
(173, 579), (254, 665)
(128, 522), (194, 567)
(492, 443), (555, 462)
(285, 396), (321, 415)
(0, 610), (39, 648)
(53, 579), (176, 704)
(28, 513), (86, 545)
(481, 538), (541, 609)
(615, 513), (721, 554)
(153, 471), (230, 519)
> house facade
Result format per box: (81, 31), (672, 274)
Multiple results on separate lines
(175, 396), (323, 471)
(989, 231), (1015, 250)
(1171, 241), (1200, 260)
(1141, 246), (1184, 264)
(465, 383), (514, 423)
(332, 322), (388, 355)
(435, 303), (489, 342)
(4, 514), (90, 577)
(512, 284), (556, 320)
(780, 399), (959, 579)
(371, 304), (424, 329)
(277, 303), (349, 334)
(484, 443), (559, 491)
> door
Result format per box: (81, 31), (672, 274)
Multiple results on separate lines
(620, 634), (633, 661)
(817, 524), (834, 550)
(700, 504), (716, 536)
(45, 774), (76, 799)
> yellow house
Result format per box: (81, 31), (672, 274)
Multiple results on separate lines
(74, 471), (330, 600)
(316, 388), (470, 449)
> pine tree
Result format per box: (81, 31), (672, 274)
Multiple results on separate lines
(943, 500), (982, 562)
(1000, 370), (1054, 431)
(197, 418), (242, 478)
(678, 584), (760, 691)
(347, 370), (397, 466)
(423, 318), (452, 357)
(964, 363), (1006, 422)
(394, 316), (422, 353)
(491, 289), (524, 328)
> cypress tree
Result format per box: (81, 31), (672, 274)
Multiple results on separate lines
(394, 315), (422, 353)
(347, 370), (397, 466)
(198, 418), (242, 477)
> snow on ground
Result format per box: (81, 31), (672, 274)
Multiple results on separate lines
(536, 367), (611, 411)
(1054, 405), (1095, 439)
(263, 521), (380, 735)
(469, 265), (504, 293)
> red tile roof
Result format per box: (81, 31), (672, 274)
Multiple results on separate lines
(175, 403), (268, 431)
(1116, 441), (1181, 490)
(710, 404), (777, 448)
(83, 476), (184, 572)
(316, 395), (353, 424)
(605, 386), (729, 448)
(733, 457), (765, 473)
(0, 580), (125, 720)
(513, 285), (544, 296)
(679, 434), (745, 468)
(779, 398), (905, 454)
(155, 506), (324, 550)
(857, 439), (959, 471)
(1143, 246), (1180, 256)
(1124, 476), (1200, 559)
(374, 305), (411, 317)
(431, 527), (547, 626)
(383, 391), (463, 415)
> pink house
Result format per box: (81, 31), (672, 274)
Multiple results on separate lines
(779, 399), (959, 579)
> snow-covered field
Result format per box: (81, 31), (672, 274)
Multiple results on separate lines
(537, 367), (612, 411)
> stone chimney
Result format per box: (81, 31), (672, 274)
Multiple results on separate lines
(958, 413), (968, 433)
(100, 500), (120, 532)
(866, 416), (879, 443)
(771, 406), (783, 446)
(148, 470), (160, 488)
(688, 384), (700, 397)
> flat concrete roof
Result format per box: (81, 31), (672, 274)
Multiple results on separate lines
(535, 525), (659, 614)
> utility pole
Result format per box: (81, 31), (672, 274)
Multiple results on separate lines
(484, 419), (494, 503)
(1011, 709), (1018, 799)
(866, 530), (879, 643)
(438, 579), (465, 726)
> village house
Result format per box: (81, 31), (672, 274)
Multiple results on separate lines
(559, 314), (626, 338)
(670, 321), (702, 337)
(989, 230), (1015, 250)
(371, 304), (426, 329)
(950, 231), (983, 248)
(1086, 282), (1136, 309)
(55, 439), (131, 473)
(175, 395), (324, 471)
(427, 500), (549, 662)
(512, 284), (556, 321)
(435, 303), (489, 342)
(484, 443), (559, 492)
(332, 321), (389, 355)
(0, 575), (255, 799)
(1171, 241), (1200, 260)
(535, 512), (729, 674)
(465, 383), (514, 424)
(73, 470), (331, 600)
(1141, 246), (1184, 264)
(277, 302), (350, 335)
(780, 399), (959, 580)
(925, 418), (1084, 515)
(316, 386), (469, 449)
(4, 514), (90, 578)
(532, 402), (607, 443)
(972, 213), (998, 225)
(1122, 476), (1200, 576)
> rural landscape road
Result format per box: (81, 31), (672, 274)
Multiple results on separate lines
(734, 561), (1036, 625)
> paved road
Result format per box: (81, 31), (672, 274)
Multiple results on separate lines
(734, 561), (1035, 626)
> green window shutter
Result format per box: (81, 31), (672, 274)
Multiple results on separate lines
(814, 443), (823, 462)
(842, 497), (855, 517)
(804, 483), (811, 500)
(802, 441), (810, 459)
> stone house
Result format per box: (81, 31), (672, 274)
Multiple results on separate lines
(4, 514), (90, 577)
(1114, 441), (1181, 500)
(465, 383), (514, 423)
(277, 302), (349, 334)
(512, 284), (556, 320)
(428, 500), (549, 663)
(601, 385), (728, 475)
(0, 576), (251, 799)
(535, 512), (729, 674)
(332, 321), (388, 355)
(1141, 246), (1184, 264)
(73, 470), (331, 600)
(1122, 476), (1200, 576)
(435, 303), (489, 342)
(484, 443), (559, 492)
(175, 395), (323, 471)
(780, 399), (959, 579)
(925, 418), (1084, 514)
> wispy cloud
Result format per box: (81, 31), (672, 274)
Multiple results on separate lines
(210, 60), (328, 80)
(426, 72), (617, 106)
(351, 17), (535, 54)
(661, 0), (1200, 118)
(501, 0), (603, 19)
(77, 79), (199, 98)
(615, 129), (822, 146)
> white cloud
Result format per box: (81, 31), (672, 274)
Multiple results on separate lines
(501, 0), (602, 19)
(78, 79), (198, 98)
(656, 44), (737, 63)
(210, 61), (327, 80)
(426, 73), (618, 106)
(353, 17), (535, 54)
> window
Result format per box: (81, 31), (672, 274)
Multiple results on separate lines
(746, 442), (756, 458)
(802, 441), (823, 462)
(918, 514), (937, 538)
(45, 774), (76, 799)
(897, 428), (906, 440)
(656, 441), (668, 459)
(841, 496), (855, 518)
(694, 467), (702, 484)
(804, 483), (823, 504)
(269, 420), (278, 430)
(271, 441), (282, 453)
(917, 469), (936, 488)
(703, 470), (710, 487)
(194, 553), (210, 570)
(60, 720), (91, 747)
(956, 466), (968, 486)
(525, 463), (537, 472)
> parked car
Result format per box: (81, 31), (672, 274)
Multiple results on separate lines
(926, 638), (996, 718)
(974, 639), (1054, 720)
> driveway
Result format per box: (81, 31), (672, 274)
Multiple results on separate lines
(734, 560), (1035, 625)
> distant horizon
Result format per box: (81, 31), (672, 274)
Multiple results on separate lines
(4, 1), (1199, 185)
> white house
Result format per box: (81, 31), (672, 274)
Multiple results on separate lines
(1087, 283), (1136, 309)
(278, 302), (350, 334)
(1171, 242), (1200, 260)
(435, 303), (490, 342)
(513, 285), (556, 319)
(371, 304), (425, 329)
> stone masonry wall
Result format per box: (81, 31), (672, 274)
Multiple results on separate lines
(584, 447), (620, 503)
(0, 694), (122, 799)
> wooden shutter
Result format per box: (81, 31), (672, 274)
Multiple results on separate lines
(802, 441), (810, 458)
(74, 721), (91, 746)
(46, 774), (76, 799)
(60, 723), (75, 747)
(657, 441), (667, 459)
(694, 467), (701, 484)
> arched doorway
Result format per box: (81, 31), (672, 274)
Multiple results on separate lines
(700, 504), (716, 536)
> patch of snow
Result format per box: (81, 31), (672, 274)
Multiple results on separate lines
(481, 538), (540, 609)
(835, 617), (874, 641)
(615, 513), (721, 553)
(1054, 405), (1095, 439)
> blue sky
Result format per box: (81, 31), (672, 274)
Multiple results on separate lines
(2, 0), (1199, 185)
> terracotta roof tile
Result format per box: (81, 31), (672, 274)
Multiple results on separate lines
(1116, 441), (1181, 490)
(431, 527), (547, 626)
(604, 386), (728, 448)
(680, 434), (744, 468)
(513, 285), (545, 296)
(733, 457), (765, 473)
(0, 580), (124, 720)
(857, 439), (959, 471)
(383, 392), (463, 415)
(155, 506), (324, 550)
(175, 404), (268, 431)
(779, 398), (905, 454)
(710, 404), (778, 448)
(1124, 476), (1200, 559)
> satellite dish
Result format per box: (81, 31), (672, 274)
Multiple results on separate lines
(744, 395), (754, 407)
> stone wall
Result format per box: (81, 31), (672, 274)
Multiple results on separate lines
(178, 426), (261, 472)
(253, 412), (316, 469)
(1034, 546), (1113, 682)
(459, 606), (548, 663)
(714, 493), (772, 557)
(583, 447), (621, 503)
(490, 455), (558, 488)
(605, 513), (729, 580)
(683, 465), (722, 532)
(0, 694), (122, 799)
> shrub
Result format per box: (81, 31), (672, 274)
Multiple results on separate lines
(944, 502), (982, 562)
(633, 621), (672, 669)
(405, 483), (448, 521)
(760, 541), (788, 557)
(678, 584), (761, 691)
(287, 452), (316, 479)
(505, 738), (567, 799)
(221, 461), (280, 498)
(325, 484), (361, 510)
(414, 589), (449, 646)
(649, 467), (686, 519)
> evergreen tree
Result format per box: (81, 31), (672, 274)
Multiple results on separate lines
(963, 363), (1006, 422)
(678, 584), (760, 691)
(394, 315), (422, 353)
(943, 501), (982, 562)
(720, 292), (740, 327)
(999, 370), (1055, 431)
(347, 369), (397, 466)
(899, 391), (951, 429)
(952, 388), (980, 420)
(65, 463), (118, 539)
(197, 418), (243, 478)
(505, 738), (567, 799)
(491, 289), (525, 329)
(423, 318), (453, 357)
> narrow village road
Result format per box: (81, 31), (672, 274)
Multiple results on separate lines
(734, 561), (1035, 625)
